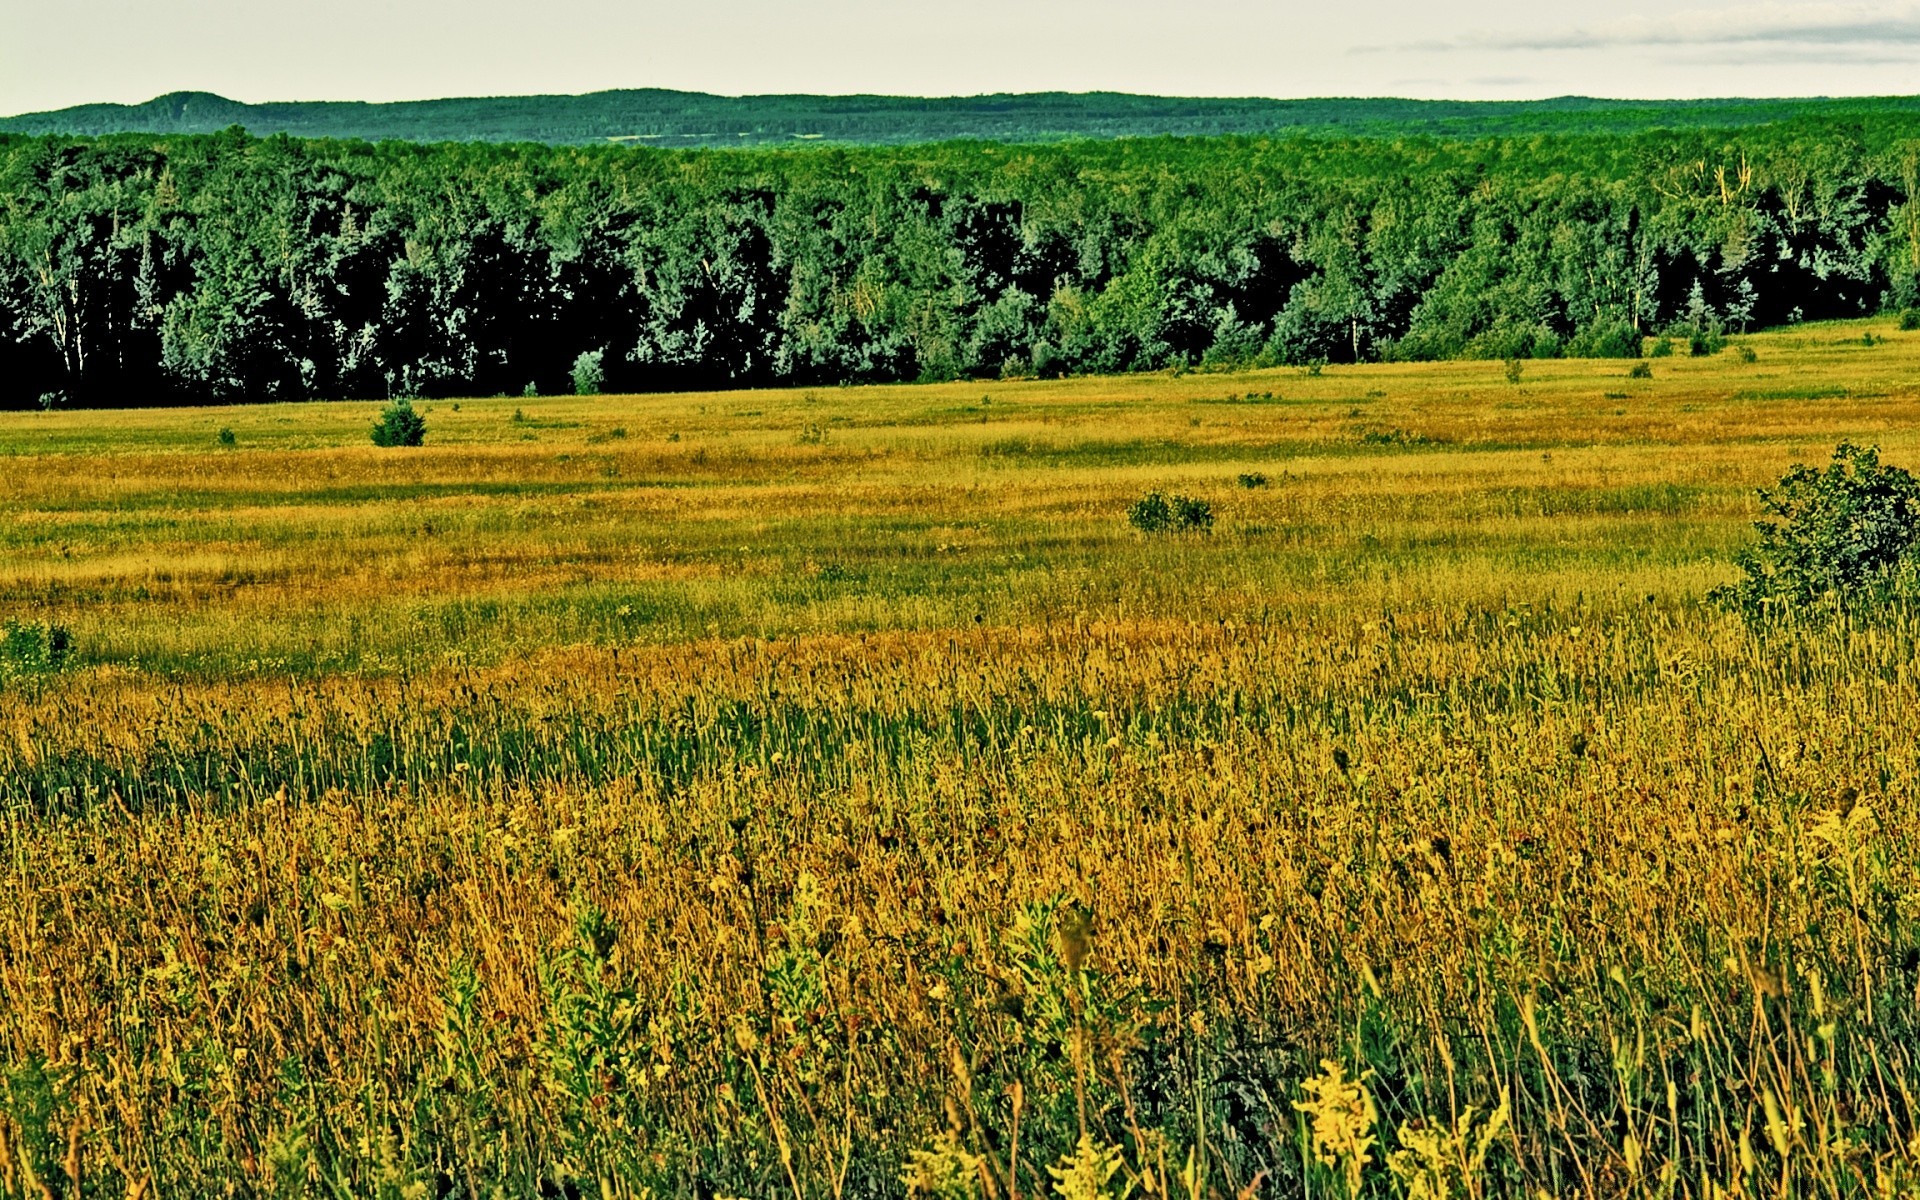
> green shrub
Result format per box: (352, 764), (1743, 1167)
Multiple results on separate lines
(1711, 443), (1920, 622)
(1901, 309), (1920, 332)
(370, 399), (427, 447)
(1174, 495), (1214, 531)
(1627, 362), (1654, 380)
(1129, 492), (1212, 534)
(1238, 472), (1268, 489)
(1647, 338), (1674, 358)
(1, 621), (74, 679)
(1128, 492), (1173, 533)
(572, 350), (605, 396)
(1503, 358), (1524, 385)
(217, 427), (237, 447)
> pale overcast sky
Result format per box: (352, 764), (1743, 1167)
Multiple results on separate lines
(2, 0), (1915, 115)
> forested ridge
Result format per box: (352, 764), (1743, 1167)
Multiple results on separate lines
(4, 119), (1919, 408)
(10, 89), (1920, 146)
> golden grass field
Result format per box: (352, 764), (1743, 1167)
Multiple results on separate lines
(3, 322), (1920, 1199)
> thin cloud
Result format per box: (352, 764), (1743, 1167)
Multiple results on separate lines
(1361, 2), (1920, 55)
(1670, 45), (1920, 65)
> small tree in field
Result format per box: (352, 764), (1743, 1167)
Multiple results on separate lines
(572, 350), (605, 396)
(371, 399), (427, 447)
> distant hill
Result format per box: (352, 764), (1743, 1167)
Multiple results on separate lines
(7, 89), (1920, 146)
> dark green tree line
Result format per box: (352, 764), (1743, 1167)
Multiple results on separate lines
(3, 120), (1919, 408)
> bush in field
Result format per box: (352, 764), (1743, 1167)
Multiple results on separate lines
(371, 399), (427, 447)
(1129, 492), (1213, 534)
(1688, 327), (1726, 356)
(1713, 442), (1920, 621)
(572, 350), (605, 396)
(1900, 308), (1920, 331)
(1, 620), (74, 679)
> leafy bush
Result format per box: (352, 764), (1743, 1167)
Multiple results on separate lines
(1238, 472), (1268, 489)
(1712, 443), (1920, 621)
(1128, 492), (1174, 533)
(1627, 362), (1653, 379)
(1174, 495), (1214, 531)
(1128, 492), (1212, 534)
(1689, 328), (1726, 356)
(572, 350), (605, 396)
(1647, 338), (1674, 359)
(1, 620), (74, 680)
(370, 399), (427, 447)
(1901, 309), (1920, 331)
(217, 427), (237, 447)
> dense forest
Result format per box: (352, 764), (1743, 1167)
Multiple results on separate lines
(4, 118), (1919, 408)
(9, 90), (1920, 146)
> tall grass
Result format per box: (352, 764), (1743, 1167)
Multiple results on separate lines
(3, 321), (1920, 1197)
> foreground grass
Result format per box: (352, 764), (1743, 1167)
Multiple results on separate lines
(3, 322), (1920, 1198)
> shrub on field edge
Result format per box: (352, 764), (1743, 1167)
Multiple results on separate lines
(1712, 442), (1920, 622)
(1900, 308), (1920, 331)
(371, 399), (427, 447)
(1, 620), (74, 679)
(572, 349), (605, 396)
(1129, 492), (1213, 534)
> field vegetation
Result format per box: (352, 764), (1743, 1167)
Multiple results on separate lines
(3, 321), (1920, 1197)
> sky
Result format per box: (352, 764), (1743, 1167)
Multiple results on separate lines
(2, 0), (1917, 116)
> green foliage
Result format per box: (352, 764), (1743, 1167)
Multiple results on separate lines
(1, 620), (74, 680)
(369, 399), (426, 447)
(1628, 361), (1654, 379)
(1503, 358), (1524, 385)
(571, 349), (605, 396)
(1901, 308), (1920, 331)
(1360, 427), (1438, 446)
(1129, 492), (1213, 534)
(1, 1058), (73, 1198)
(1712, 443), (1920, 621)
(538, 900), (661, 1187)
(216, 426), (236, 447)
(3, 120), (1918, 407)
(1238, 472), (1269, 488)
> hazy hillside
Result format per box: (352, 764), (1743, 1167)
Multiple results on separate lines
(7, 89), (1920, 145)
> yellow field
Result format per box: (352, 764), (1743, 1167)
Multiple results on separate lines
(3, 322), (1919, 1198)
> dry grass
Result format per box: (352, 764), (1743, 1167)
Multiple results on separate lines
(3, 322), (1920, 1198)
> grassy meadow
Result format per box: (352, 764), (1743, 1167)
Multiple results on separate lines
(3, 322), (1920, 1198)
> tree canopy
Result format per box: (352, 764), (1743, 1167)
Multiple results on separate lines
(3, 119), (1918, 407)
